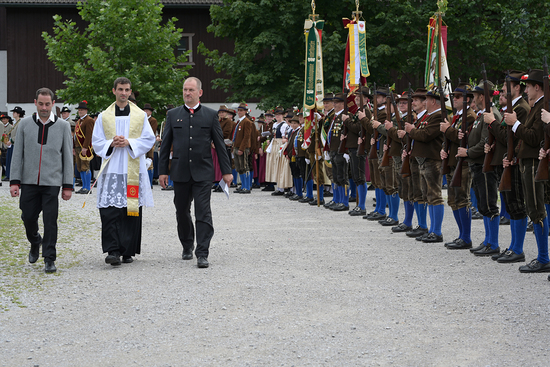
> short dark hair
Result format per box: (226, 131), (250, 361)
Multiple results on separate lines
(36, 87), (54, 100)
(113, 77), (132, 89)
(510, 80), (526, 94)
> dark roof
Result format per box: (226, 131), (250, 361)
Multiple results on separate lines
(0, 0), (222, 5)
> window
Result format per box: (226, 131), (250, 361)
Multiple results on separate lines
(177, 33), (195, 65)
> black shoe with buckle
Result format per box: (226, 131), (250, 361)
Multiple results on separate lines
(470, 242), (486, 253)
(289, 194), (301, 201)
(497, 250), (525, 263)
(324, 200), (335, 208)
(422, 232), (443, 243)
(332, 203), (349, 211)
(349, 207), (366, 216)
(519, 259), (550, 273)
(447, 239), (473, 250)
(368, 212), (386, 221)
(309, 199), (324, 206)
(473, 245), (500, 256)
(392, 223), (412, 233)
(406, 226), (428, 238)
(379, 217), (398, 226)
(444, 238), (460, 248)
(491, 248), (509, 261)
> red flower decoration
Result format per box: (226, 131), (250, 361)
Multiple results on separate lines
(493, 91), (500, 96)
(82, 100), (87, 104)
(521, 75), (528, 80)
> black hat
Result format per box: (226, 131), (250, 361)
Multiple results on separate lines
(333, 92), (346, 102)
(507, 70), (526, 83)
(450, 83), (474, 98)
(411, 88), (427, 99)
(354, 86), (372, 98)
(60, 106), (71, 114)
(472, 80), (496, 94)
(10, 106), (26, 116)
(426, 86), (449, 101)
(322, 93), (334, 102)
(0, 112), (10, 120)
(274, 106), (285, 115)
(143, 103), (154, 112)
(523, 69), (544, 86)
(77, 101), (88, 110)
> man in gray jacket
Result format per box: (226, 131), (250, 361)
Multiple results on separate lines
(9, 87), (73, 273)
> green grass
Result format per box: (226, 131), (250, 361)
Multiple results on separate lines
(0, 198), (83, 311)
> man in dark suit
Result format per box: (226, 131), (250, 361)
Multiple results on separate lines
(159, 77), (233, 268)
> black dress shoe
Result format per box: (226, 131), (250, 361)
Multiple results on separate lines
(471, 209), (483, 220)
(299, 197), (314, 203)
(289, 194), (301, 201)
(252, 184), (261, 189)
(348, 197), (356, 202)
(491, 248), (508, 261)
(349, 207), (366, 216)
(407, 226), (428, 238)
(362, 210), (376, 219)
(422, 233), (444, 243)
(499, 216), (510, 225)
(29, 242), (41, 264)
(44, 261), (57, 273)
(497, 250), (525, 263)
(239, 189), (251, 194)
(234, 188), (243, 193)
(309, 199), (324, 205)
(379, 218), (398, 226)
(415, 232), (429, 241)
(105, 253), (121, 266)
(324, 190), (333, 197)
(261, 186), (275, 191)
(230, 183), (237, 188)
(271, 190), (285, 196)
(332, 203), (349, 211)
(447, 239), (473, 250)
(469, 242), (487, 253)
(368, 212), (386, 221)
(392, 223), (412, 233)
(444, 238), (460, 247)
(197, 257), (209, 268)
(182, 249), (193, 260)
(284, 191), (293, 198)
(122, 256), (134, 263)
(213, 186), (223, 192)
(519, 259), (550, 273)
(324, 200), (335, 208)
(473, 245), (500, 256)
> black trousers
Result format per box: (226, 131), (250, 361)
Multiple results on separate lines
(99, 206), (142, 256)
(330, 151), (349, 186)
(173, 179), (214, 258)
(20, 185), (60, 262)
(470, 163), (499, 218)
(349, 148), (367, 185)
(297, 156), (309, 180)
(497, 165), (526, 220)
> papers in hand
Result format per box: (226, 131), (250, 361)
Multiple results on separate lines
(219, 179), (230, 199)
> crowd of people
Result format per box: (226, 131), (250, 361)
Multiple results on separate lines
(210, 69), (550, 280)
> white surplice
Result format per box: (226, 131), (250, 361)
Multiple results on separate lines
(92, 111), (156, 209)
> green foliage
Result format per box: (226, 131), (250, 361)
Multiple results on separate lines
(200, 0), (550, 109)
(42, 0), (190, 115)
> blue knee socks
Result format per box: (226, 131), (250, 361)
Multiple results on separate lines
(378, 190), (387, 215)
(357, 183), (366, 210)
(403, 201), (414, 227)
(534, 218), (550, 264)
(232, 169), (238, 185)
(488, 215), (499, 249)
(342, 186), (349, 207)
(482, 216), (490, 245)
(306, 179), (313, 199)
(433, 204), (444, 236)
(349, 178), (356, 199)
(415, 202), (428, 229)
(509, 217), (527, 254)
(148, 169), (153, 188)
(458, 207), (472, 244)
(389, 194), (400, 221)
(452, 210), (462, 239)
(500, 193), (510, 219)
(333, 185), (340, 204)
(470, 188), (478, 210)
(296, 178), (303, 198)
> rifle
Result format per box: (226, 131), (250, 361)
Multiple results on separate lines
(357, 87), (367, 156)
(499, 73), (515, 191)
(338, 91), (349, 154)
(368, 83), (379, 159)
(441, 77), (456, 175)
(535, 57), (550, 181)
(381, 92), (393, 167)
(482, 64), (495, 173)
(450, 79), (470, 187)
(400, 83), (413, 177)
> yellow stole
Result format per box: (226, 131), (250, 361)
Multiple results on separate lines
(101, 102), (145, 216)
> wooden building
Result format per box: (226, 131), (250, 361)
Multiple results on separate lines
(0, 0), (232, 109)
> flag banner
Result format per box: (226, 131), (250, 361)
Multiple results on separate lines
(303, 19), (325, 110)
(424, 16), (452, 109)
(343, 19), (370, 91)
(301, 109), (313, 150)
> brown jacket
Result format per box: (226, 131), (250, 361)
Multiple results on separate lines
(75, 115), (94, 149)
(409, 110), (443, 161)
(517, 97), (545, 160)
(444, 109), (476, 167)
(233, 117), (252, 151)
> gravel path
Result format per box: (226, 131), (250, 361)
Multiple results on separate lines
(1, 183), (549, 366)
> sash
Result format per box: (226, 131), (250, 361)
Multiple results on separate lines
(75, 118), (94, 160)
(101, 102), (145, 217)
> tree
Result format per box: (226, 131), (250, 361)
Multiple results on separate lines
(42, 0), (190, 115)
(200, 0), (550, 108)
